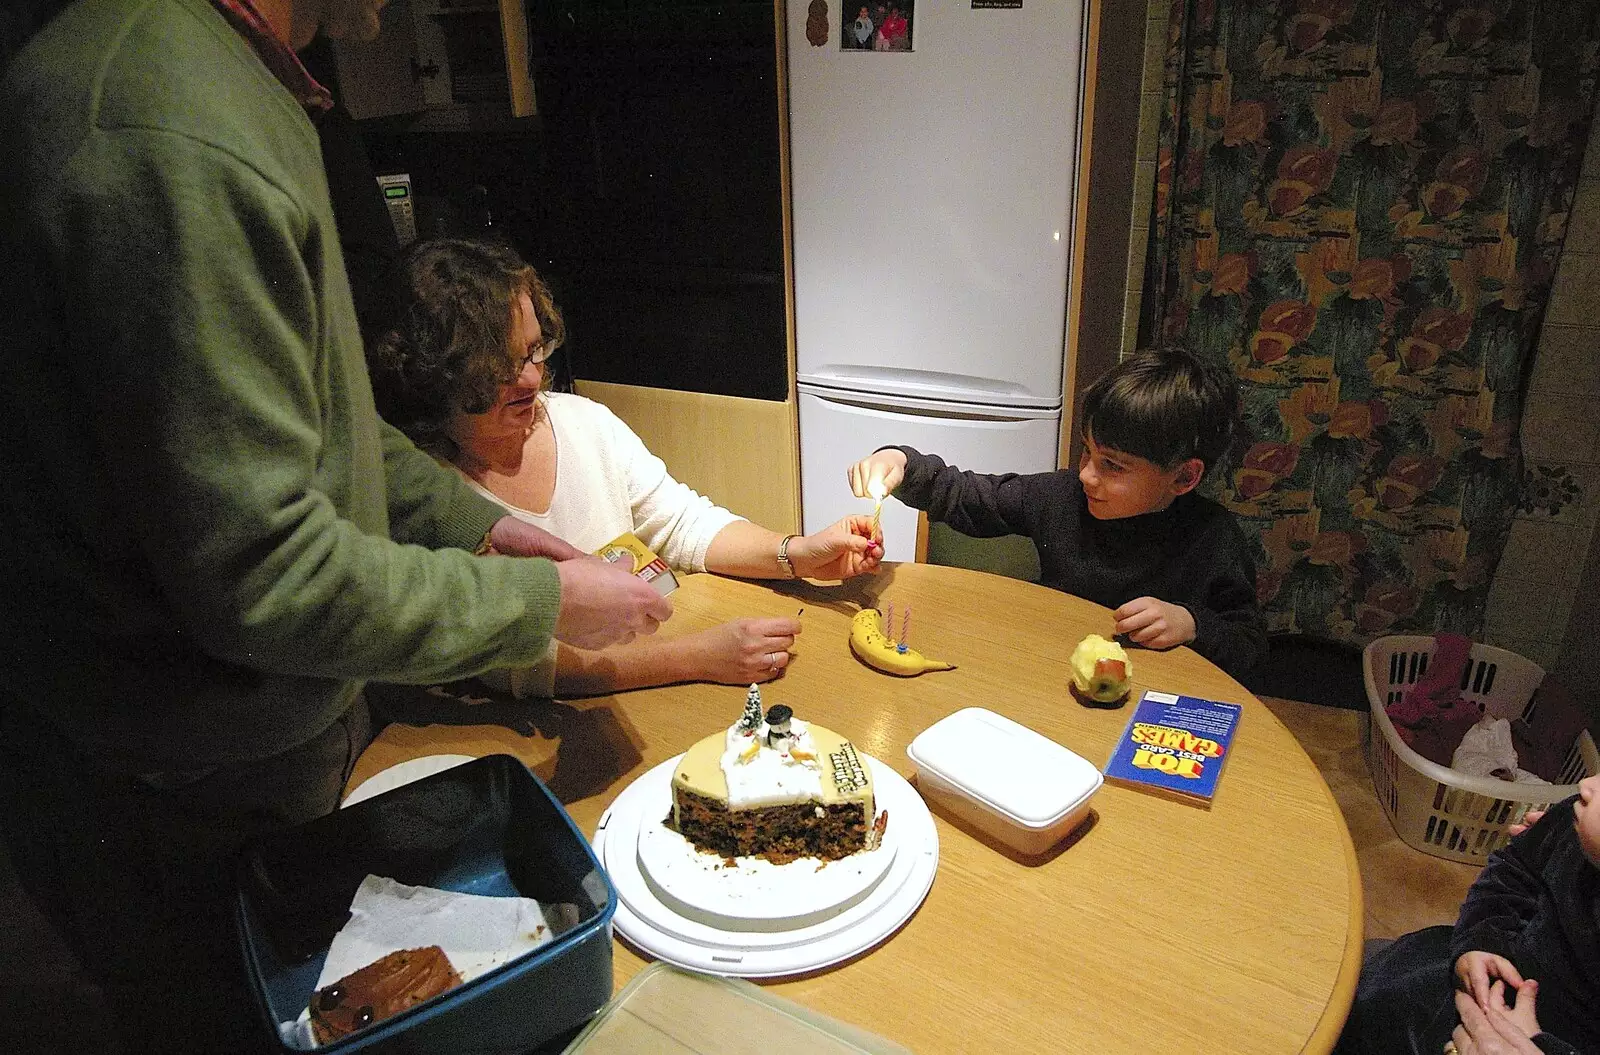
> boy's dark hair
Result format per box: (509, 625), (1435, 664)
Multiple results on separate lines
(1080, 348), (1238, 472)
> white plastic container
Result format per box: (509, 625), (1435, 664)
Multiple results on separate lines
(906, 708), (1103, 856)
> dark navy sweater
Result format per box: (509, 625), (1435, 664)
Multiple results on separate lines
(892, 446), (1267, 677)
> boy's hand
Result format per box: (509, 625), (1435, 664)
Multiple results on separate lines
(1487, 978), (1540, 1038)
(848, 449), (908, 500)
(1455, 950), (1526, 1010)
(1112, 597), (1196, 650)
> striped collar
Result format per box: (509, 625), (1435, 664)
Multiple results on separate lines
(209, 0), (333, 113)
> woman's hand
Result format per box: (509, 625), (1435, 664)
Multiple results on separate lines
(684, 616), (802, 684)
(1507, 810), (1545, 838)
(847, 448), (908, 499)
(1112, 597), (1196, 650)
(788, 516), (884, 580)
(1450, 982), (1542, 1054)
(1455, 951), (1527, 1011)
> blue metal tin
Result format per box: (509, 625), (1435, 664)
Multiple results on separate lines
(236, 753), (617, 1053)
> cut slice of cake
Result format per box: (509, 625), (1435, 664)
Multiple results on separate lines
(309, 945), (462, 1043)
(670, 686), (882, 865)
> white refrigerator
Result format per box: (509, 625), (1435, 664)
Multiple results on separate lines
(787, 0), (1087, 560)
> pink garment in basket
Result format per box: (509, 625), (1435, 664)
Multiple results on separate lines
(1512, 676), (1589, 783)
(1386, 632), (1483, 767)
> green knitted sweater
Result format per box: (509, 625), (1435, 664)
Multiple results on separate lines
(0, 0), (561, 768)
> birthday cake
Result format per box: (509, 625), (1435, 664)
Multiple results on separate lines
(669, 687), (884, 865)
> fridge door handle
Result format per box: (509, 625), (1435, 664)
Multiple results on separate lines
(799, 385), (1060, 422)
(798, 366), (1059, 411)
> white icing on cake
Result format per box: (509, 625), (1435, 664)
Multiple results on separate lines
(719, 717), (823, 808)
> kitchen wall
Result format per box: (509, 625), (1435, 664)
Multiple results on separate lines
(1119, 0), (1172, 356)
(1492, 120), (1600, 675)
(1121, 2), (1600, 689)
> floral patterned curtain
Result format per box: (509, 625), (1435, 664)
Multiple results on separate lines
(1141, 0), (1600, 646)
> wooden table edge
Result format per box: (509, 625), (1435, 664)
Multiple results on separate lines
(1300, 771), (1365, 1055)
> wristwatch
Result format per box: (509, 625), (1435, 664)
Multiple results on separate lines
(777, 534), (800, 578)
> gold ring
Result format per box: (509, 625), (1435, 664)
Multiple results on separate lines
(1443, 1043), (1459, 1055)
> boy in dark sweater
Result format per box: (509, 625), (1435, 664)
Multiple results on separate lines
(848, 348), (1266, 677)
(1335, 775), (1600, 1055)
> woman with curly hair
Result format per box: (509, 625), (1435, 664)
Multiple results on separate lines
(368, 238), (883, 696)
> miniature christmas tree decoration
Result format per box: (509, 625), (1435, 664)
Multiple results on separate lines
(739, 684), (764, 732)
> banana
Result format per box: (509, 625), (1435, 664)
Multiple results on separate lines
(849, 608), (956, 677)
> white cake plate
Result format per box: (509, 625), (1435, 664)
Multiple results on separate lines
(593, 754), (938, 978)
(341, 754), (478, 807)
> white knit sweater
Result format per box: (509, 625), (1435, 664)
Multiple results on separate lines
(465, 392), (744, 696)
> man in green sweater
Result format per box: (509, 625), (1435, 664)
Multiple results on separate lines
(0, 0), (672, 1049)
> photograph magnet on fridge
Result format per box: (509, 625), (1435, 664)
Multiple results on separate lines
(842, 2), (913, 52)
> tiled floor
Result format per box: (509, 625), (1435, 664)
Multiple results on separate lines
(1260, 695), (1480, 940)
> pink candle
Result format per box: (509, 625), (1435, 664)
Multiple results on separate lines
(901, 606), (911, 646)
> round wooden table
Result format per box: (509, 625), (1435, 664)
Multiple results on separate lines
(351, 563), (1362, 1054)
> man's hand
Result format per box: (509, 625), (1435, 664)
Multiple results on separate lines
(1113, 597), (1196, 650)
(788, 516), (884, 580)
(1455, 950), (1527, 1011)
(487, 516), (587, 561)
(1451, 983), (1542, 1054)
(847, 449), (908, 500)
(553, 559), (672, 650)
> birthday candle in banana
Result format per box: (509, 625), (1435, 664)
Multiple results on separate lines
(849, 607), (955, 677)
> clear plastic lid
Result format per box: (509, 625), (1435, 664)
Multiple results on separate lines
(562, 962), (911, 1054)
(906, 707), (1102, 828)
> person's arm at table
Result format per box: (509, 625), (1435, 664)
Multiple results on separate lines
(378, 418), (586, 561)
(848, 446), (1047, 539)
(378, 420), (668, 647)
(593, 399), (881, 578)
(1116, 513), (1266, 677)
(76, 134), (658, 679)
(551, 615), (802, 694)
(703, 518), (882, 581)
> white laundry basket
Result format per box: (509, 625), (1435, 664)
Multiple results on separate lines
(1363, 635), (1598, 865)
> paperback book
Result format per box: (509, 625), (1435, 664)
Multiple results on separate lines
(1103, 690), (1243, 808)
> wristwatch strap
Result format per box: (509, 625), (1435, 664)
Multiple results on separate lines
(777, 534), (800, 578)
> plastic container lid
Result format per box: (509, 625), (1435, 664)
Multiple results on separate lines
(562, 962), (911, 1054)
(906, 708), (1102, 829)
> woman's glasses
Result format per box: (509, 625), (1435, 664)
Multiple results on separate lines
(517, 336), (561, 371)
